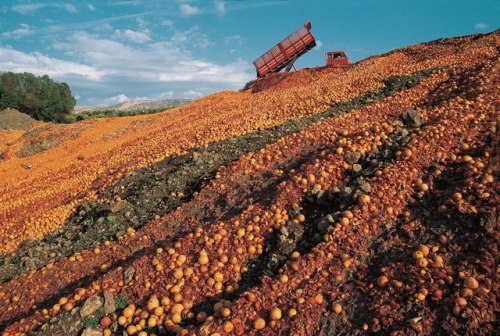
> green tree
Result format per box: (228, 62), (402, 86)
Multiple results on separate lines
(0, 72), (21, 110)
(0, 72), (76, 122)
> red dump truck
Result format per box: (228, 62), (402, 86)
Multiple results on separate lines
(326, 50), (350, 66)
(253, 22), (317, 78)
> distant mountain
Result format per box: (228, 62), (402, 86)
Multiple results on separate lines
(74, 99), (190, 113)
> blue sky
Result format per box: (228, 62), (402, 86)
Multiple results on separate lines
(0, 0), (498, 106)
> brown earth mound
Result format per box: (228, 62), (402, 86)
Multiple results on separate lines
(0, 108), (35, 130)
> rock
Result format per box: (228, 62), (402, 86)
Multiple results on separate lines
(402, 108), (423, 127)
(124, 266), (135, 284)
(360, 182), (371, 193)
(24, 239), (37, 249)
(342, 186), (352, 195)
(352, 164), (362, 173)
(81, 328), (102, 336)
(400, 129), (409, 137)
(316, 315), (339, 336)
(317, 218), (331, 234)
(154, 239), (166, 245)
(392, 120), (404, 128)
(80, 295), (103, 317)
(315, 190), (326, 204)
(95, 203), (112, 215)
(131, 244), (145, 254)
(193, 151), (200, 162)
(157, 326), (168, 336)
(268, 254), (281, 269)
(305, 194), (315, 204)
(328, 186), (340, 199)
(110, 200), (126, 213)
(21, 257), (36, 270)
(277, 222), (304, 255)
(479, 212), (496, 233)
(356, 176), (367, 185)
(311, 184), (322, 194)
(345, 151), (361, 164)
(26, 163), (33, 169)
(103, 291), (116, 314)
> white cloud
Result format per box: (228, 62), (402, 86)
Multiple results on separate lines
(224, 35), (243, 45)
(111, 1), (142, 6)
(171, 29), (193, 43)
(96, 23), (113, 32)
(12, 4), (45, 14)
(102, 94), (129, 105)
(135, 17), (148, 30)
(197, 38), (213, 49)
(112, 29), (151, 43)
(474, 22), (488, 30)
(12, 3), (78, 15)
(181, 90), (203, 98)
(1, 24), (35, 40)
(64, 32), (251, 85)
(179, 4), (201, 16)
(215, 1), (225, 15)
(61, 4), (78, 14)
(171, 26), (214, 49)
(87, 4), (96, 11)
(157, 57), (250, 84)
(159, 91), (174, 99)
(314, 40), (323, 50)
(161, 19), (174, 27)
(223, 0), (286, 13)
(0, 47), (105, 80)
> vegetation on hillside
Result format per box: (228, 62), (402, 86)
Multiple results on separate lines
(0, 72), (76, 123)
(66, 107), (177, 122)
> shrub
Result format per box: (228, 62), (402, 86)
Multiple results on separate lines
(82, 316), (100, 328)
(116, 294), (129, 310)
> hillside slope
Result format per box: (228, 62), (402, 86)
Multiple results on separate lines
(0, 32), (498, 336)
(74, 99), (191, 113)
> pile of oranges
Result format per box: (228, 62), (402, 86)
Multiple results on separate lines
(0, 32), (498, 335)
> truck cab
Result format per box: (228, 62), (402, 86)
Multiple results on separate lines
(326, 51), (350, 66)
